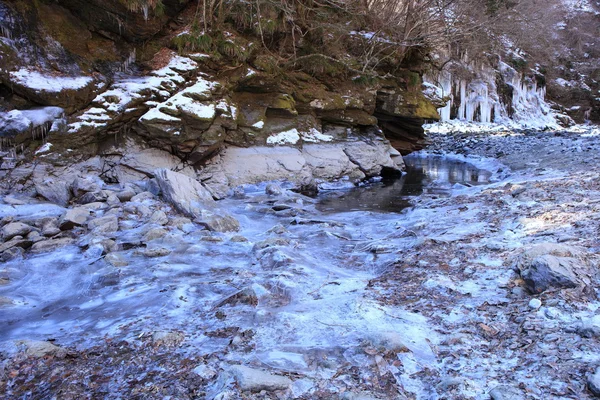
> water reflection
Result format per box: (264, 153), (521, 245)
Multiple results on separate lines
(317, 155), (492, 213)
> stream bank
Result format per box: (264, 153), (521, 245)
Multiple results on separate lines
(2, 127), (600, 399)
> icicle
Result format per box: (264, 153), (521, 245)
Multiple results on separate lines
(0, 24), (11, 40)
(142, 5), (149, 21)
(120, 49), (137, 72)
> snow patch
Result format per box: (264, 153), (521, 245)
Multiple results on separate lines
(267, 129), (301, 145)
(10, 70), (92, 92)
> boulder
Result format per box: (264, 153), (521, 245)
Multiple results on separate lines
(88, 215), (119, 234)
(72, 176), (102, 197)
(589, 367), (600, 397)
(30, 238), (76, 253)
(105, 252), (128, 267)
(489, 385), (524, 400)
(35, 178), (72, 206)
(143, 227), (168, 242)
(229, 365), (292, 392)
(195, 210), (240, 232)
(514, 243), (590, 293)
(149, 210), (169, 225)
(2, 222), (32, 240)
(155, 169), (240, 232)
(59, 207), (90, 230)
(18, 340), (68, 358)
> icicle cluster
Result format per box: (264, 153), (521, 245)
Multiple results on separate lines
(426, 60), (555, 128)
(119, 49), (137, 72)
(0, 15), (13, 40)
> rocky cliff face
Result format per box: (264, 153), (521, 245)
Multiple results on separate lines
(0, 0), (437, 200)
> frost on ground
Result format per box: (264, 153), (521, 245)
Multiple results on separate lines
(3, 128), (600, 398)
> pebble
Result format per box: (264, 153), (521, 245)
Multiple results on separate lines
(529, 298), (542, 309)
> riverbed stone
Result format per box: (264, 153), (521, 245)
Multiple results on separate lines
(2, 222), (32, 240)
(143, 227), (168, 242)
(195, 210), (240, 232)
(149, 210), (169, 225)
(152, 331), (185, 347)
(105, 252), (128, 267)
(30, 237), (76, 253)
(229, 365), (292, 392)
(489, 385), (523, 399)
(589, 367), (600, 397)
(59, 208), (90, 230)
(18, 340), (68, 358)
(131, 191), (155, 202)
(88, 215), (119, 234)
(514, 243), (589, 293)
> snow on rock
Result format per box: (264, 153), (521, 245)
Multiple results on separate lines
(302, 128), (334, 143)
(9, 70), (93, 92)
(34, 143), (52, 155)
(139, 74), (219, 129)
(266, 128), (334, 145)
(69, 55), (199, 134)
(0, 107), (64, 137)
(267, 128), (301, 145)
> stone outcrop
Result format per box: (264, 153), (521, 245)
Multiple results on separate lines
(0, 0), (440, 203)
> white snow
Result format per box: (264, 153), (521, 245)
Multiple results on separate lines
(34, 142), (52, 154)
(0, 106), (64, 135)
(252, 120), (265, 129)
(267, 128), (301, 145)
(302, 128), (334, 143)
(10, 70), (92, 92)
(69, 55), (201, 134)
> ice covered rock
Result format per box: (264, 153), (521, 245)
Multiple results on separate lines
(229, 365), (292, 392)
(2, 222), (32, 240)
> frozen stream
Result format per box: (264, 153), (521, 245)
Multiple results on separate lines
(0, 156), (494, 394)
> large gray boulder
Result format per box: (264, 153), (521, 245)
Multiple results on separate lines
(514, 243), (592, 294)
(154, 168), (239, 232)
